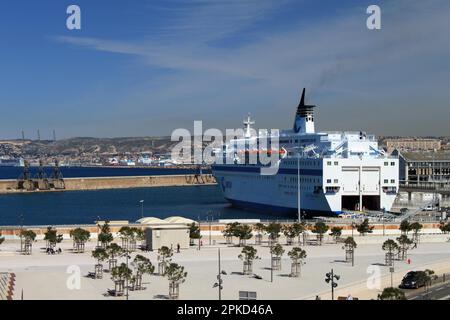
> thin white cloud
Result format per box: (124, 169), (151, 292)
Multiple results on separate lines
(52, 0), (450, 136)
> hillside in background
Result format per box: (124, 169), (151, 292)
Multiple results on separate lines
(0, 137), (176, 157)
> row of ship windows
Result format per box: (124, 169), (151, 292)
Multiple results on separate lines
(285, 177), (320, 183)
(384, 179), (396, 183)
(384, 162), (396, 166)
(285, 161), (320, 166)
(326, 161), (339, 166)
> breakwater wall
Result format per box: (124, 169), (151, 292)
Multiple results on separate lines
(0, 174), (217, 194)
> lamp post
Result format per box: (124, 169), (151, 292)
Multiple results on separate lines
(139, 200), (144, 219)
(19, 213), (24, 253)
(215, 248), (223, 300)
(382, 207), (386, 237)
(198, 215), (201, 251)
(206, 211), (213, 246)
(325, 269), (340, 300)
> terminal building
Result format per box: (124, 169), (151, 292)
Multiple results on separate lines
(393, 150), (450, 186)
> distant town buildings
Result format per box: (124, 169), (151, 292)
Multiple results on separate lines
(385, 138), (441, 153)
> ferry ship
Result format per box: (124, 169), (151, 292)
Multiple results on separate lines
(211, 89), (399, 216)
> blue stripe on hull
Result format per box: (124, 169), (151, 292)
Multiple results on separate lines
(225, 198), (342, 217)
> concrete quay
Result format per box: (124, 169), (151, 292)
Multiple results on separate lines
(1, 236), (449, 300)
(0, 174), (216, 194)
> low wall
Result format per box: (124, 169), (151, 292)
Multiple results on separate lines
(0, 174), (216, 194)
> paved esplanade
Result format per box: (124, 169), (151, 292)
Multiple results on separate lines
(1, 237), (450, 300)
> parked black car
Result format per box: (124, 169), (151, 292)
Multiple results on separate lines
(399, 271), (427, 289)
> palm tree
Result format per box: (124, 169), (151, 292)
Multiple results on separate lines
(106, 243), (123, 271)
(399, 220), (411, 236)
(342, 237), (357, 265)
(131, 254), (155, 290)
(270, 244), (285, 271)
(312, 221), (329, 245)
(92, 247), (108, 279)
(238, 246), (260, 275)
(165, 262), (187, 299)
(396, 235), (413, 260)
(43, 226), (63, 250)
(20, 230), (36, 255)
(265, 223), (282, 246)
(288, 247), (307, 277)
(382, 239), (398, 266)
(157, 246), (173, 275)
(98, 221), (113, 249)
(410, 222), (423, 244)
(377, 287), (406, 300)
(111, 263), (132, 296)
(356, 219), (374, 236)
(254, 223), (266, 245)
(70, 228), (90, 253)
(329, 226), (343, 243)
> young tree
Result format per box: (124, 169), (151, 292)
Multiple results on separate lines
(92, 247), (108, 279)
(189, 222), (201, 246)
(20, 230), (36, 255)
(312, 221), (329, 245)
(270, 244), (285, 271)
(282, 225), (296, 245)
(165, 263), (187, 299)
(377, 287), (406, 300)
(420, 269), (438, 296)
(238, 246), (260, 275)
(439, 222), (450, 234)
(396, 235), (413, 260)
(356, 219), (374, 236)
(254, 223), (266, 245)
(43, 226), (63, 250)
(382, 239), (398, 266)
(134, 228), (146, 248)
(98, 221), (113, 249)
(399, 220), (411, 236)
(132, 254), (155, 290)
(329, 226), (343, 242)
(342, 237), (357, 265)
(292, 222), (307, 245)
(266, 223), (282, 245)
(111, 262), (133, 296)
(235, 224), (253, 247)
(222, 222), (239, 244)
(70, 228), (90, 253)
(288, 247), (307, 277)
(118, 226), (134, 251)
(106, 243), (123, 271)
(157, 246), (173, 275)
(410, 222), (423, 244)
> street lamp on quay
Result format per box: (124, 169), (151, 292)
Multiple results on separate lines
(139, 200), (144, 219)
(206, 212), (214, 246)
(325, 269), (340, 300)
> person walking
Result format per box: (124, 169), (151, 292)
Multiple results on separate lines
(177, 243), (180, 253)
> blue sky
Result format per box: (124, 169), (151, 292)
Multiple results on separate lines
(0, 0), (449, 139)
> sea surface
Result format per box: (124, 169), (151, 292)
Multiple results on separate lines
(0, 185), (291, 226)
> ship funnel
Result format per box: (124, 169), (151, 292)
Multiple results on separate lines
(293, 88), (316, 134)
(299, 88), (306, 107)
